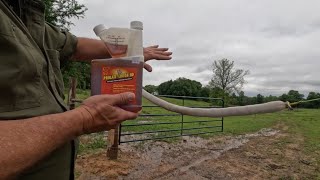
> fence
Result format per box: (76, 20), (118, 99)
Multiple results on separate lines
(119, 95), (224, 144)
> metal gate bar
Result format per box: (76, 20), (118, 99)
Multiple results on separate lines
(119, 95), (224, 144)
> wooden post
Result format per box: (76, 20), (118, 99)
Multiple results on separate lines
(107, 125), (120, 159)
(67, 78), (77, 110)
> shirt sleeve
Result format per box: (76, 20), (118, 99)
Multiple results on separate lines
(44, 23), (78, 62)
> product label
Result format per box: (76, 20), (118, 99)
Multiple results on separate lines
(101, 66), (137, 104)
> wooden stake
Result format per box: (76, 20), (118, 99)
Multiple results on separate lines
(107, 125), (120, 160)
(68, 78), (77, 110)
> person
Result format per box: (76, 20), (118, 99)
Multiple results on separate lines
(0, 92), (137, 179)
(0, 0), (172, 179)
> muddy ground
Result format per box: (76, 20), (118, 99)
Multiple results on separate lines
(76, 124), (319, 180)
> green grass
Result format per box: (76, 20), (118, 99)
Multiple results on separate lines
(280, 109), (320, 152)
(78, 132), (106, 154)
(73, 89), (320, 156)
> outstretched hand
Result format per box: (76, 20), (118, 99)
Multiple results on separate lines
(143, 45), (172, 72)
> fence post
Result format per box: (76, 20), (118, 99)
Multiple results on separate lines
(181, 98), (185, 136)
(221, 99), (224, 132)
(68, 78), (77, 110)
(107, 125), (119, 159)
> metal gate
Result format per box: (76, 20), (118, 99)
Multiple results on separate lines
(119, 95), (224, 144)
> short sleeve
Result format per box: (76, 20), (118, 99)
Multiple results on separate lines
(44, 23), (78, 62)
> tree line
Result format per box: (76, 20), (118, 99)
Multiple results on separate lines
(145, 79), (320, 108)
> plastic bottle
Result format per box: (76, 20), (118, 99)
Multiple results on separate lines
(91, 21), (144, 113)
(93, 25), (131, 58)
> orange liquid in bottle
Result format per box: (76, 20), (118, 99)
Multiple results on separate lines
(105, 43), (128, 58)
(91, 58), (143, 113)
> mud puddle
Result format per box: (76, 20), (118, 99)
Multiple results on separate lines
(120, 128), (279, 179)
(77, 127), (317, 180)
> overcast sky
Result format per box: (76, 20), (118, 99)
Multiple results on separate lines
(71, 0), (320, 96)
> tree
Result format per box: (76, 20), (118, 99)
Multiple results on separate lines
(209, 59), (249, 97)
(279, 93), (289, 102)
(44, 0), (87, 29)
(256, 94), (264, 104)
(264, 95), (279, 102)
(61, 62), (90, 89)
(287, 90), (304, 102)
(43, 0), (89, 89)
(199, 86), (211, 98)
(157, 78), (202, 97)
(157, 80), (173, 95)
(144, 85), (158, 94)
(306, 92), (320, 108)
(237, 91), (246, 105)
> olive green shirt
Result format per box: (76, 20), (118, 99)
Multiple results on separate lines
(0, 0), (78, 179)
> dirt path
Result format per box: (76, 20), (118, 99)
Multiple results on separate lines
(76, 125), (319, 180)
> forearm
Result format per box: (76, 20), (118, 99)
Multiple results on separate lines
(0, 108), (86, 179)
(71, 37), (111, 62)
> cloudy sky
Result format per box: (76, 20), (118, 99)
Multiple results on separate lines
(71, 0), (320, 96)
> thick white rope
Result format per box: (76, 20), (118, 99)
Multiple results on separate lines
(142, 89), (287, 117)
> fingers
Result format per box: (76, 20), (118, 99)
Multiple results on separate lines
(147, 45), (159, 48)
(153, 53), (172, 60)
(144, 45), (172, 62)
(108, 92), (135, 106)
(115, 107), (138, 122)
(102, 106), (138, 125)
(146, 46), (171, 54)
(162, 51), (173, 56)
(144, 63), (153, 72)
(154, 47), (169, 52)
(95, 103), (138, 125)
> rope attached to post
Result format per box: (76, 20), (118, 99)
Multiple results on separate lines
(289, 98), (320, 106)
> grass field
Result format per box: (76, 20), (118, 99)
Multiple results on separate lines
(73, 90), (320, 156)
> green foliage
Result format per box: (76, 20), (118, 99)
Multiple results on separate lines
(280, 90), (304, 103)
(199, 86), (211, 97)
(237, 91), (246, 105)
(43, 0), (87, 29)
(61, 61), (91, 89)
(264, 95), (279, 102)
(306, 92), (320, 108)
(157, 77), (203, 97)
(157, 80), (173, 95)
(220, 89), (319, 108)
(256, 94), (264, 104)
(144, 85), (158, 94)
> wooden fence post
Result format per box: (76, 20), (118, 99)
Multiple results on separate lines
(107, 125), (120, 159)
(68, 78), (77, 110)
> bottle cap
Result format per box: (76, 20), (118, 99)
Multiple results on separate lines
(93, 24), (107, 36)
(130, 21), (143, 30)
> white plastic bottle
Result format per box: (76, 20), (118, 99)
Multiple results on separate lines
(93, 25), (131, 58)
(91, 21), (144, 113)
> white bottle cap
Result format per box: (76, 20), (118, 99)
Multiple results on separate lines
(130, 21), (143, 30)
(93, 24), (107, 36)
